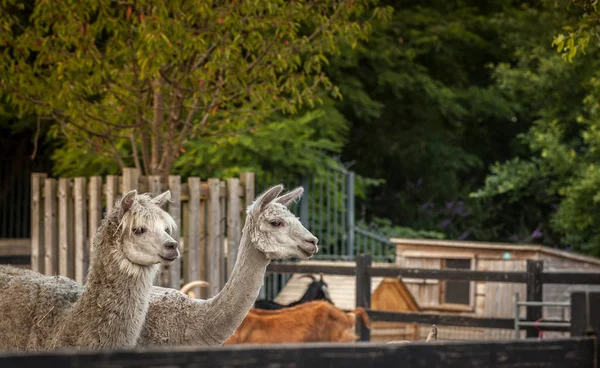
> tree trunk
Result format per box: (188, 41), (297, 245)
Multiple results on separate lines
(151, 78), (165, 175)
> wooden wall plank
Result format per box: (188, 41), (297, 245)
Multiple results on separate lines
(240, 172), (255, 220)
(30, 173), (47, 273)
(219, 180), (227, 289)
(199, 183), (207, 299)
(226, 178), (241, 281)
(186, 177), (201, 296)
(74, 177), (89, 284)
(43, 178), (58, 275)
(167, 175), (182, 289)
(58, 178), (74, 278)
(207, 178), (221, 297)
(122, 168), (139, 193)
(88, 176), (102, 253)
(148, 175), (164, 286)
(105, 175), (119, 214)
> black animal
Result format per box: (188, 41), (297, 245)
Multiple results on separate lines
(254, 273), (334, 310)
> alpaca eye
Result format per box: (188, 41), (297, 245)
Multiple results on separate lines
(269, 220), (282, 227)
(133, 227), (147, 235)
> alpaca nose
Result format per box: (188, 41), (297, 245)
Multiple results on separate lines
(305, 236), (318, 249)
(164, 241), (178, 251)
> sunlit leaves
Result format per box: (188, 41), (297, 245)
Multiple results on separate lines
(0, 0), (393, 175)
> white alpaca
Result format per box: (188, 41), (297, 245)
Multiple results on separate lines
(0, 190), (179, 351)
(0, 184), (317, 350)
(139, 184), (319, 346)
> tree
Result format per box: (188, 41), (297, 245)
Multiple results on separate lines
(0, 0), (392, 176)
(472, 1), (600, 254)
(326, 0), (529, 241)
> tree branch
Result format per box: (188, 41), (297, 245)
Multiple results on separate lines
(151, 77), (165, 174)
(130, 133), (142, 172)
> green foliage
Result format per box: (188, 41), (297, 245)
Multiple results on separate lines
(358, 217), (446, 240)
(173, 97), (348, 179)
(0, 0), (392, 175)
(330, 0), (526, 241)
(473, 1), (600, 254)
(551, 0), (598, 61)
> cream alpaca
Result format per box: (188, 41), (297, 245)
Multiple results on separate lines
(139, 184), (319, 346)
(0, 190), (179, 351)
(0, 184), (316, 350)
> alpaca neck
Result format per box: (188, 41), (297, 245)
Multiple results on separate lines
(194, 226), (269, 345)
(56, 234), (159, 349)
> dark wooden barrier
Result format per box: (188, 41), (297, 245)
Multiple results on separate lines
(0, 238), (31, 266)
(266, 256), (600, 340)
(0, 338), (595, 368)
(571, 291), (600, 338)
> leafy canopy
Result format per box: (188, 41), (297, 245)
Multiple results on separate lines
(472, 1), (600, 254)
(0, 0), (392, 175)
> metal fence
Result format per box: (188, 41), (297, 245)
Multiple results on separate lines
(257, 166), (396, 300)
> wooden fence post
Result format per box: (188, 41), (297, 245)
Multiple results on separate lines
(571, 292), (589, 337)
(207, 178), (222, 297)
(356, 253), (372, 342)
(74, 177), (89, 284)
(31, 173), (47, 273)
(43, 178), (58, 275)
(105, 175), (119, 214)
(526, 259), (543, 338)
(186, 177), (202, 297)
(88, 176), (102, 253)
(122, 168), (139, 193)
(167, 175), (182, 289)
(240, 172), (255, 220)
(58, 178), (74, 278)
(226, 178), (241, 281)
(148, 175), (165, 286)
(571, 291), (600, 337)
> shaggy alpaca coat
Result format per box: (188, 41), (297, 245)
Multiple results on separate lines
(0, 185), (315, 350)
(0, 191), (176, 351)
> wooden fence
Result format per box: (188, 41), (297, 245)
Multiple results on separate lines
(0, 337), (595, 368)
(266, 255), (600, 340)
(29, 168), (255, 297)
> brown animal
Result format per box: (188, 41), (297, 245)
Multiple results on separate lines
(224, 300), (371, 345)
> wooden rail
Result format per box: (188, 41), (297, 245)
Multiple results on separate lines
(27, 169), (255, 294)
(0, 338), (594, 368)
(366, 310), (570, 332)
(267, 261), (600, 284)
(267, 255), (600, 340)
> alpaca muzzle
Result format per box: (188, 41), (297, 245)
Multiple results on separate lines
(160, 241), (180, 262)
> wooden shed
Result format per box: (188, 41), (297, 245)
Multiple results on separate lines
(273, 260), (422, 342)
(392, 237), (600, 340)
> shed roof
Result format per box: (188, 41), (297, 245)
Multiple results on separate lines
(391, 237), (600, 266)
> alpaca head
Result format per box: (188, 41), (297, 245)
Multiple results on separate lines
(116, 189), (180, 266)
(246, 184), (318, 260)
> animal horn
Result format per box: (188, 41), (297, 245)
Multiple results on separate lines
(299, 274), (316, 281)
(426, 324), (438, 342)
(180, 280), (210, 296)
(320, 273), (324, 282)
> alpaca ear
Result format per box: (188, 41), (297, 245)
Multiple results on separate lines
(119, 190), (137, 220)
(152, 190), (172, 208)
(275, 187), (304, 207)
(248, 184), (284, 217)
